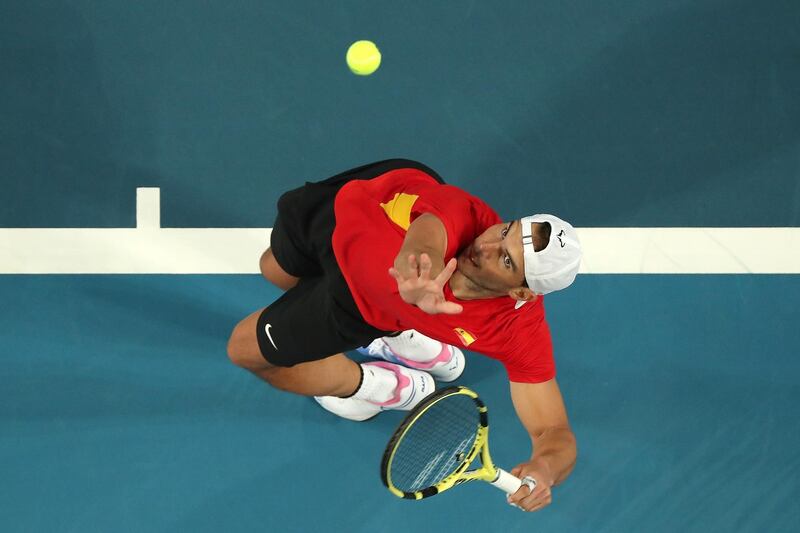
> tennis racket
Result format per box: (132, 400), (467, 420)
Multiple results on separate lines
(380, 386), (533, 499)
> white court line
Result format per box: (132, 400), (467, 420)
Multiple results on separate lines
(136, 187), (160, 229)
(0, 188), (798, 274)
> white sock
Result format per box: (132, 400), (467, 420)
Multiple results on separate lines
(353, 364), (397, 404)
(383, 330), (442, 362)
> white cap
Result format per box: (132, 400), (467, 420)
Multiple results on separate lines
(519, 214), (582, 297)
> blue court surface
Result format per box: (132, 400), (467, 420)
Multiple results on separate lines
(2, 275), (798, 532)
(3, 1), (800, 532)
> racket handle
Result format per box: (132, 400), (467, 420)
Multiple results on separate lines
(490, 468), (531, 494)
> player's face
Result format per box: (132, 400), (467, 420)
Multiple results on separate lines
(456, 221), (527, 293)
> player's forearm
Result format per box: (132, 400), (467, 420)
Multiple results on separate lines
(394, 213), (448, 271)
(529, 426), (577, 486)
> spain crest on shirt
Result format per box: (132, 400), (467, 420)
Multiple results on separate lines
(453, 327), (476, 347)
(380, 192), (419, 230)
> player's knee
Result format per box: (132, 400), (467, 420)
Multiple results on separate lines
(226, 319), (267, 370)
(260, 249), (299, 290)
(225, 326), (246, 367)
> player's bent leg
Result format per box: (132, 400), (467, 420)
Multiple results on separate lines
(227, 309), (435, 419)
(259, 248), (299, 290)
(227, 308), (364, 396)
(257, 353), (363, 397)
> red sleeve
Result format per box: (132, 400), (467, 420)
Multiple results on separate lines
(500, 318), (556, 383)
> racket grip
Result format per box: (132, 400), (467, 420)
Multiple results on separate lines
(490, 468), (526, 494)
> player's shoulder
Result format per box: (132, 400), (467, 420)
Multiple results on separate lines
(465, 297), (547, 344)
(496, 298), (549, 342)
(496, 295), (548, 321)
(477, 298), (553, 362)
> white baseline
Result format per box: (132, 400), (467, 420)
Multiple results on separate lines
(0, 188), (797, 274)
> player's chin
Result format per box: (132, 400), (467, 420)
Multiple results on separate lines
(455, 254), (469, 273)
(457, 254), (477, 274)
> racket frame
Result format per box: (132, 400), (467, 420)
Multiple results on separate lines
(381, 386), (523, 499)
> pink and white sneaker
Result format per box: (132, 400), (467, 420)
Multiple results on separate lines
(313, 396), (381, 422)
(357, 331), (465, 382)
(314, 362), (435, 421)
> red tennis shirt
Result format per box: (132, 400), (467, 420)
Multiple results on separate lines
(332, 168), (555, 383)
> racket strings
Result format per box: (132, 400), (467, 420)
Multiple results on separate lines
(389, 394), (481, 492)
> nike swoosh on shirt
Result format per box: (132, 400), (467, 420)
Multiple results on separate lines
(264, 324), (278, 351)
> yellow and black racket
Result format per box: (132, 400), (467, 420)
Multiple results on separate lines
(381, 386), (531, 499)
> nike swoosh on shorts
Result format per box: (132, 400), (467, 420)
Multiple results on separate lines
(264, 324), (278, 350)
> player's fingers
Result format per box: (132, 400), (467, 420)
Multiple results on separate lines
(526, 484), (548, 502)
(520, 485), (551, 512)
(506, 474), (537, 505)
(526, 493), (553, 512)
(523, 498), (551, 513)
(406, 254), (418, 275)
(506, 485), (530, 505)
(434, 257), (458, 285)
(419, 253), (432, 279)
(438, 301), (463, 315)
(388, 267), (404, 282)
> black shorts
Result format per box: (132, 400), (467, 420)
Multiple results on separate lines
(256, 159), (445, 367)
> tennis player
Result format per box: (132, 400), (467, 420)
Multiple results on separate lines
(227, 159), (581, 512)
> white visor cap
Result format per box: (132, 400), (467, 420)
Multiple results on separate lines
(520, 214), (582, 295)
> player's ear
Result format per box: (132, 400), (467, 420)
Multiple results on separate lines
(508, 287), (537, 304)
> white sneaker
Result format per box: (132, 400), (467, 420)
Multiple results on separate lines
(314, 395), (381, 422)
(357, 336), (466, 382)
(314, 362), (435, 421)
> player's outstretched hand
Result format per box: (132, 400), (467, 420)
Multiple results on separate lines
(389, 253), (463, 315)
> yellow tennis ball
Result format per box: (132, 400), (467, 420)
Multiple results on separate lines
(346, 40), (381, 76)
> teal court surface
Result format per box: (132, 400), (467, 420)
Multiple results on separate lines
(2, 1), (799, 531)
(2, 275), (798, 532)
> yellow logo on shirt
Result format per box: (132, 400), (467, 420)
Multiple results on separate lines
(380, 193), (419, 230)
(454, 328), (477, 347)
